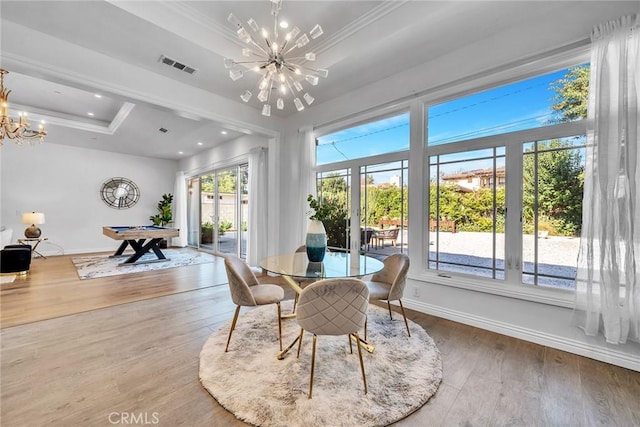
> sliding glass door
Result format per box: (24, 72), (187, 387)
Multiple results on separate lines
(189, 163), (248, 258)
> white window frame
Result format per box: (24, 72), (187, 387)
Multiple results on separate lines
(417, 57), (589, 308)
(314, 45), (590, 308)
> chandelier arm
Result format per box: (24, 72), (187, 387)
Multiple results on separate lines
(283, 73), (297, 97)
(282, 44), (300, 56)
(247, 37), (271, 57)
(294, 65), (322, 73)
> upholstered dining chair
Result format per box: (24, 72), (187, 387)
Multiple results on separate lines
(295, 278), (370, 399)
(363, 253), (411, 339)
(223, 255), (284, 352)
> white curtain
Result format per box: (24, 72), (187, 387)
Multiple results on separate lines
(574, 15), (640, 344)
(294, 127), (317, 246)
(247, 147), (268, 266)
(173, 171), (188, 247)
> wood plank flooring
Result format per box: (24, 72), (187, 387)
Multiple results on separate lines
(1, 254), (639, 426)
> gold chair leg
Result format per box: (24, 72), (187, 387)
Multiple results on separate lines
(398, 299), (411, 337)
(293, 293), (299, 312)
(296, 328), (305, 358)
(364, 315), (368, 341)
(277, 302), (283, 351)
(354, 332), (367, 395)
(348, 334), (353, 354)
(308, 334), (317, 399)
(225, 305), (241, 352)
(387, 300), (393, 320)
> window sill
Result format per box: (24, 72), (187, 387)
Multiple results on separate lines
(412, 270), (575, 308)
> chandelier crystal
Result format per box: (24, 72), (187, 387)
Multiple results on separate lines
(224, 0), (328, 116)
(0, 69), (47, 145)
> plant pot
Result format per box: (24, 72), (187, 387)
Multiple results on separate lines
(306, 220), (327, 262)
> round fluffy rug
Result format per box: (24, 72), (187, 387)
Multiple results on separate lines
(199, 300), (442, 427)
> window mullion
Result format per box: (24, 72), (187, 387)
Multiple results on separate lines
(505, 142), (523, 284)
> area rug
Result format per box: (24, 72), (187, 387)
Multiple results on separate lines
(72, 248), (215, 279)
(199, 301), (442, 427)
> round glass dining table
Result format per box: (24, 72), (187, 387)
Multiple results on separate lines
(260, 251), (384, 359)
(260, 251), (384, 293)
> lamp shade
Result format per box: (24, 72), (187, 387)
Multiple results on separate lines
(22, 212), (45, 225)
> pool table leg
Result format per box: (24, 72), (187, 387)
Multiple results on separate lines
(122, 238), (166, 264)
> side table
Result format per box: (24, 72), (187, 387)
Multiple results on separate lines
(17, 237), (48, 259)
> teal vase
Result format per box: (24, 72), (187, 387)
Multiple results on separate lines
(306, 220), (327, 262)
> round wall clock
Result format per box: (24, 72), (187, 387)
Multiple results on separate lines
(100, 177), (140, 209)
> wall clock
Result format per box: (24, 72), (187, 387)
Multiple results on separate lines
(100, 177), (140, 209)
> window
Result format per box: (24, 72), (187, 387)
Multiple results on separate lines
(426, 64), (588, 292)
(316, 113), (410, 256)
(522, 136), (586, 288)
(317, 112), (409, 165)
(429, 148), (506, 279)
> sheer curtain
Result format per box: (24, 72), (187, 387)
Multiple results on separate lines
(293, 127), (317, 246)
(173, 171), (188, 247)
(247, 147), (268, 266)
(574, 15), (639, 344)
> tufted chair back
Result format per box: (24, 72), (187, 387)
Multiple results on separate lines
(295, 277), (370, 398)
(297, 278), (369, 336)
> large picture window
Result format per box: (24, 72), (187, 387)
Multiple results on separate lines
(426, 64), (588, 292)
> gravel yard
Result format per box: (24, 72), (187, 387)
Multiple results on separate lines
(371, 230), (580, 288)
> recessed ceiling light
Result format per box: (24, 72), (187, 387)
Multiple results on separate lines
(279, 20), (288, 29)
(94, 94), (102, 98)
(221, 130), (228, 135)
(197, 142), (203, 146)
(178, 151), (184, 155)
(87, 112), (94, 116)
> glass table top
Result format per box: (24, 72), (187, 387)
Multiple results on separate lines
(260, 251), (384, 279)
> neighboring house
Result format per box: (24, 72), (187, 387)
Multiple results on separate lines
(441, 166), (506, 191)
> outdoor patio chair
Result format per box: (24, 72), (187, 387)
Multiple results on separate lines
(373, 227), (399, 248)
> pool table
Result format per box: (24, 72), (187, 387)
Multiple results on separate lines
(102, 226), (180, 265)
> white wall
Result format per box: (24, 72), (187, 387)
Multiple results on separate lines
(404, 280), (640, 371)
(178, 134), (267, 176)
(0, 143), (177, 255)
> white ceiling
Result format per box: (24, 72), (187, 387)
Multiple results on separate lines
(1, 1), (638, 159)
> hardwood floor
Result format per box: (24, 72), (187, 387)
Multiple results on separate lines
(1, 254), (639, 426)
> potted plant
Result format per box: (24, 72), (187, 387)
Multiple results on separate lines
(150, 193), (173, 248)
(200, 221), (214, 244)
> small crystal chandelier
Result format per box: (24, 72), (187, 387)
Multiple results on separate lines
(0, 69), (47, 145)
(224, 0), (328, 116)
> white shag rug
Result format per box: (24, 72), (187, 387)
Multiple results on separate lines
(200, 301), (442, 427)
(72, 248), (215, 279)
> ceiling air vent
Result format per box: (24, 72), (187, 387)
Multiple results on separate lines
(159, 55), (197, 75)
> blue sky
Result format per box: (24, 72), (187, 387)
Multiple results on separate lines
(316, 66), (576, 181)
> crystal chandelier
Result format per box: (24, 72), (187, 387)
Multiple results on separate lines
(0, 69), (47, 145)
(224, 0), (328, 116)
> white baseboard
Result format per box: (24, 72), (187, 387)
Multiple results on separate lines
(403, 299), (640, 372)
